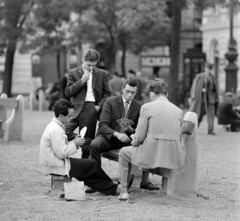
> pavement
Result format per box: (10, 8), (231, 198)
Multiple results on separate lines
(0, 110), (240, 221)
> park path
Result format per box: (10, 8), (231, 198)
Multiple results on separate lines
(0, 110), (240, 221)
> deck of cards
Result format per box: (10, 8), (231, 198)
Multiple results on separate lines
(116, 118), (134, 133)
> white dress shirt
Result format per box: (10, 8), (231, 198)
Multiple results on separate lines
(83, 66), (95, 102)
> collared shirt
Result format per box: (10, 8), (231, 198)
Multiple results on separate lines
(122, 96), (132, 113)
(83, 65), (95, 102)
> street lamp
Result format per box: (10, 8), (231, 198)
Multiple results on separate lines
(224, 0), (238, 93)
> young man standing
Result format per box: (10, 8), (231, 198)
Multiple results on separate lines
(39, 99), (120, 196)
(65, 49), (111, 158)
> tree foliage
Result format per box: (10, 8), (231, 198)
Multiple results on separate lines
(0, 0), (34, 96)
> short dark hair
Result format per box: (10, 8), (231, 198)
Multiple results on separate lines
(54, 99), (74, 118)
(122, 77), (139, 89)
(146, 79), (168, 95)
(128, 69), (136, 75)
(82, 49), (100, 62)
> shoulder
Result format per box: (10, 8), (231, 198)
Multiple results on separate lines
(132, 99), (142, 108)
(69, 67), (78, 73)
(105, 95), (119, 104)
(95, 68), (107, 76)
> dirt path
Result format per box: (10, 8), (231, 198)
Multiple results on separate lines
(0, 110), (240, 221)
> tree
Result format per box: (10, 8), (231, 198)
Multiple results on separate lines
(23, 0), (72, 96)
(0, 0), (34, 97)
(72, 0), (169, 77)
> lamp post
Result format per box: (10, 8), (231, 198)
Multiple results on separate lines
(224, 0), (238, 93)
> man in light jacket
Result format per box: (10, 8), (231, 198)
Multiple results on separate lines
(39, 99), (120, 195)
(118, 79), (184, 200)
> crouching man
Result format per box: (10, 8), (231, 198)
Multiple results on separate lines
(39, 99), (120, 196)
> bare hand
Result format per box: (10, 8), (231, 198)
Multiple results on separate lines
(116, 133), (131, 143)
(131, 139), (138, 147)
(74, 136), (86, 147)
(202, 88), (207, 93)
(81, 71), (91, 83)
(95, 105), (101, 113)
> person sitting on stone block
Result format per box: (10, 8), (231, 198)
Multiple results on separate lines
(39, 99), (121, 196)
(118, 79), (185, 200)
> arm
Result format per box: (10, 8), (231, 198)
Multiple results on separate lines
(97, 98), (116, 140)
(131, 105), (149, 147)
(65, 70), (86, 98)
(51, 127), (78, 159)
(96, 72), (111, 109)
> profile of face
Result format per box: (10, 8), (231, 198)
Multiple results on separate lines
(59, 108), (73, 125)
(82, 60), (98, 72)
(204, 65), (212, 74)
(122, 84), (137, 102)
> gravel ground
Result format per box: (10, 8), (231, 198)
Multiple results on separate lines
(0, 110), (240, 221)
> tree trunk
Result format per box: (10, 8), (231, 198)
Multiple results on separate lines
(120, 43), (127, 78)
(2, 38), (17, 97)
(56, 48), (62, 91)
(168, 0), (182, 105)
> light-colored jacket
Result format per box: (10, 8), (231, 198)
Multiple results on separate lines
(131, 96), (184, 170)
(39, 118), (77, 176)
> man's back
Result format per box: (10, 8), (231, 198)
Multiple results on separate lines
(132, 96), (184, 169)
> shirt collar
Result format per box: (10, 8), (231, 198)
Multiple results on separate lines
(52, 118), (65, 130)
(122, 96), (132, 105)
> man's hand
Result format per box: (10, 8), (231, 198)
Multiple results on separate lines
(126, 125), (134, 134)
(81, 71), (91, 83)
(74, 135), (86, 148)
(95, 105), (101, 113)
(202, 88), (207, 93)
(131, 139), (139, 147)
(114, 132), (131, 143)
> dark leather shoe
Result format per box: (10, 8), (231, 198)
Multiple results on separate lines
(140, 182), (159, 191)
(208, 131), (216, 135)
(85, 187), (97, 193)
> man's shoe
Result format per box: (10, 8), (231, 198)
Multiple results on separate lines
(140, 182), (160, 191)
(85, 187), (97, 193)
(208, 131), (216, 135)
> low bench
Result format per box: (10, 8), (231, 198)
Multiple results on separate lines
(50, 174), (72, 196)
(102, 112), (198, 195)
(0, 93), (24, 141)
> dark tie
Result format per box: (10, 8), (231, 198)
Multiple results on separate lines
(124, 101), (130, 118)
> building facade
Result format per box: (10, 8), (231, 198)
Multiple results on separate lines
(201, 5), (240, 100)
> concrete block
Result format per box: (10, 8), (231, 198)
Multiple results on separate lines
(64, 182), (86, 201)
(173, 111), (198, 194)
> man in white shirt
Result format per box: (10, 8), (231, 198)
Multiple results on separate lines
(39, 99), (120, 195)
(65, 49), (111, 158)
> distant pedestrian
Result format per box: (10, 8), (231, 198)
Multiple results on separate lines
(189, 62), (218, 135)
(217, 92), (240, 132)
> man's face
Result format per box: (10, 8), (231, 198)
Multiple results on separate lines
(122, 84), (137, 102)
(204, 66), (212, 74)
(59, 108), (73, 126)
(82, 60), (98, 72)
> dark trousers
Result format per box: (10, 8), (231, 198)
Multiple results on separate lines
(90, 135), (131, 166)
(65, 102), (98, 158)
(230, 119), (240, 131)
(198, 103), (215, 132)
(69, 158), (117, 195)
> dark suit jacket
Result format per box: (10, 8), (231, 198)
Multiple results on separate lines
(97, 96), (141, 140)
(65, 66), (111, 119)
(217, 101), (238, 125)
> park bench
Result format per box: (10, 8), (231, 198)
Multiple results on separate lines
(101, 111), (198, 196)
(0, 93), (24, 141)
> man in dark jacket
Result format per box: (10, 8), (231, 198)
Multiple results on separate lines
(217, 92), (240, 132)
(65, 49), (111, 158)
